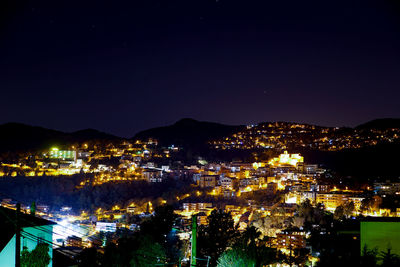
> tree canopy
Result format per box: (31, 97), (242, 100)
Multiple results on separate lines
(21, 243), (50, 267)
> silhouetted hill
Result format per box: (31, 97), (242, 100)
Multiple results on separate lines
(356, 118), (400, 130)
(0, 123), (119, 153)
(133, 118), (244, 149)
(69, 128), (117, 141)
(299, 142), (400, 179)
(2, 118), (400, 178)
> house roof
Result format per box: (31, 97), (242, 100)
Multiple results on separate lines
(0, 206), (55, 252)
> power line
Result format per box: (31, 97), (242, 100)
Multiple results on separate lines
(0, 204), (93, 260)
(0, 202), (180, 266)
(0, 193), (183, 265)
(0, 207), (78, 259)
(0, 191), (104, 243)
(4, 207), (186, 267)
(21, 231), (79, 259)
(21, 232), (78, 259)
(17, 214), (107, 249)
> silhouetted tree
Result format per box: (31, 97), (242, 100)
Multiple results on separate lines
(360, 245), (378, 267)
(77, 247), (101, 267)
(198, 209), (239, 265)
(217, 247), (256, 267)
(21, 243), (50, 267)
(232, 226), (280, 266)
(380, 248), (400, 267)
(130, 235), (166, 267)
(140, 204), (177, 243)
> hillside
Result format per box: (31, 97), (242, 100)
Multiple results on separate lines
(0, 123), (119, 153)
(356, 118), (400, 130)
(1, 118), (400, 178)
(133, 118), (244, 149)
(299, 142), (400, 179)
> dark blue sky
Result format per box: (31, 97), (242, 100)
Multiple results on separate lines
(1, 0), (400, 137)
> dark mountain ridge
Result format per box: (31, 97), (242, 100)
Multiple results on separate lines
(133, 118), (400, 148)
(356, 118), (400, 130)
(1, 117), (399, 154)
(133, 118), (244, 149)
(0, 123), (119, 153)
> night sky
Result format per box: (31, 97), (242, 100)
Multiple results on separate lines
(1, 0), (400, 137)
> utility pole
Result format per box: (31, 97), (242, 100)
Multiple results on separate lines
(15, 203), (21, 267)
(191, 215), (197, 267)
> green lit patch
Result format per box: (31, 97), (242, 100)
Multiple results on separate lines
(361, 221), (400, 255)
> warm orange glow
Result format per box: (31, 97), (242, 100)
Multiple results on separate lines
(268, 151), (304, 167)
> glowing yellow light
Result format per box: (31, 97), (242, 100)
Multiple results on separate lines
(208, 189), (218, 196)
(285, 196), (297, 204)
(268, 151), (303, 167)
(277, 181), (285, 190)
(252, 162), (262, 170)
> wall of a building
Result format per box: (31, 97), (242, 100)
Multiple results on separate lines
(0, 225), (53, 267)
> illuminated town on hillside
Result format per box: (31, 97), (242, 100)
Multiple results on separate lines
(1, 122), (400, 266)
(211, 122), (400, 151)
(1, 0), (400, 266)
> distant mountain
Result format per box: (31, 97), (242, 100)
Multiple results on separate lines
(133, 118), (244, 149)
(356, 118), (400, 130)
(0, 123), (119, 153)
(300, 142), (400, 179)
(2, 117), (399, 157)
(69, 128), (117, 141)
